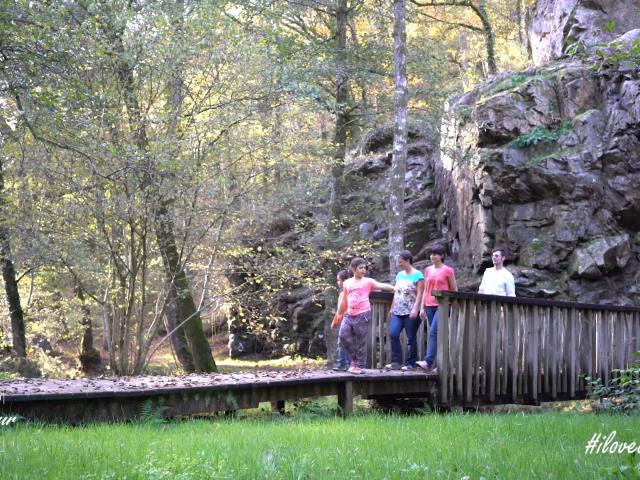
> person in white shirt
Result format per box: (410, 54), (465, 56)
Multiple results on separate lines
(478, 248), (516, 297)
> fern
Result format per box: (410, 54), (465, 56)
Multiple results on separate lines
(139, 399), (168, 425)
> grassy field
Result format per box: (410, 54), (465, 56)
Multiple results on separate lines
(1, 404), (639, 479)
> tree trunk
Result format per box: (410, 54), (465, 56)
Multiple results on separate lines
(389, 0), (408, 278)
(471, 1), (496, 75)
(75, 283), (102, 372)
(324, 0), (350, 367)
(0, 230), (26, 358)
(161, 252), (196, 372)
(155, 204), (216, 372)
(0, 120), (26, 358)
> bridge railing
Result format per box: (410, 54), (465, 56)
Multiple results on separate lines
(369, 291), (640, 406)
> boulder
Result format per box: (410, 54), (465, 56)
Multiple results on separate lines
(569, 234), (632, 279)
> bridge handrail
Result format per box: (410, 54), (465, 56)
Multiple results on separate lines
(369, 288), (640, 406)
(370, 290), (640, 313)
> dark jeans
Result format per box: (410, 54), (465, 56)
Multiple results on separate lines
(424, 306), (439, 365)
(336, 340), (351, 369)
(389, 313), (421, 366)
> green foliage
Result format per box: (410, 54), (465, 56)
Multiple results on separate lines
(509, 120), (573, 149)
(139, 399), (168, 426)
(456, 105), (472, 123)
(587, 352), (640, 413)
(597, 455), (640, 480)
(567, 38), (640, 72)
(603, 20), (617, 34)
(530, 238), (544, 252)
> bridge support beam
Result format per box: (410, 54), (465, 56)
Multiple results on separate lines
(338, 380), (353, 416)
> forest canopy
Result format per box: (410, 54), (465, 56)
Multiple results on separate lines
(0, 0), (531, 376)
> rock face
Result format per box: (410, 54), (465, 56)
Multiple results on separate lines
(436, 40), (640, 304)
(529, 0), (640, 65)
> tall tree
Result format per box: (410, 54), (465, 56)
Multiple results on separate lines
(411, 0), (497, 76)
(100, 1), (216, 373)
(0, 118), (26, 357)
(388, 0), (408, 277)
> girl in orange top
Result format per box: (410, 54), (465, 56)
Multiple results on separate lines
(417, 244), (458, 373)
(338, 257), (395, 374)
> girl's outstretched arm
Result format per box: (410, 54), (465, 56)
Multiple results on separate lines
(370, 279), (395, 293)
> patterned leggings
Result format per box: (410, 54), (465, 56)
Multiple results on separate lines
(338, 310), (371, 368)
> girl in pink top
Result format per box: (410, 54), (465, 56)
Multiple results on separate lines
(417, 245), (458, 373)
(338, 257), (395, 374)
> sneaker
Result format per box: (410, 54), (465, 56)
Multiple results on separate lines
(384, 362), (402, 370)
(348, 365), (364, 374)
(332, 365), (348, 372)
(416, 360), (433, 372)
(401, 364), (415, 371)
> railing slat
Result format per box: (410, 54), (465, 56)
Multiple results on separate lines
(502, 302), (510, 397)
(542, 307), (550, 396)
(456, 299), (466, 400)
(487, 301), (498, 402)
(561, 308), (569, 395)
(569, 308), (577, 398)
(438, 296), (450, 405)
(532, 305), (540, 402)
(464, 299), (474, 403)
(507, 303), (518, 401)
(550, 306), (558, 399)
(473, 300), (481, 397)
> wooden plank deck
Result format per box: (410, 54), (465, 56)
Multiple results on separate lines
(0, 369), (438, 424)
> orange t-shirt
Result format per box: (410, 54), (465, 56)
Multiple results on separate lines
(423, 265), (455, 307)
(343, 277), (375, 316)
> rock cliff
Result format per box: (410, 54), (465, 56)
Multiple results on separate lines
(436, 52), (640, 304)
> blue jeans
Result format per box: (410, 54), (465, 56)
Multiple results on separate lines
(336, 341), (351, 369)
(424, 306), (439, 365)
(389, 313), (421, 366)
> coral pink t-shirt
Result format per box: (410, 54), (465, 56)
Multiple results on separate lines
(423, 265), (455, 307)
(343, 277), (375, 316)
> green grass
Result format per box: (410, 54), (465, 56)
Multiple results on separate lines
(2, 410), (639, 479)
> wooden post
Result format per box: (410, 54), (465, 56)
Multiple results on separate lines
(338, 380), (353, 416)
(271, 400), (285, 415)
(438, 296), (450, 405)
(531, 305), (540, 402)
(550, 306), (557, 399)
(487, 301), (498, 402)
(569, 308), (577, 398)
(464, 299), (475, 403)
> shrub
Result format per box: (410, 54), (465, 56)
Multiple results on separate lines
(509, 120), (572, 149)
(587, 351), (640, 413)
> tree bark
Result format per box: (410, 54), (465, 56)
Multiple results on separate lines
(75, 282), (102, 372)
(324, 0), (350, 366)
(155, 205), (216, 372)
(0, 119), (27, 358)
(470, 1), (496, 75)
(389, 0), (408, 278)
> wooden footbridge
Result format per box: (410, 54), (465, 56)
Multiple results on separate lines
(1, 292), (639, 423)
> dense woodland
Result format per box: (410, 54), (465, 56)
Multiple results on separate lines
(0, 0), (534, 377)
